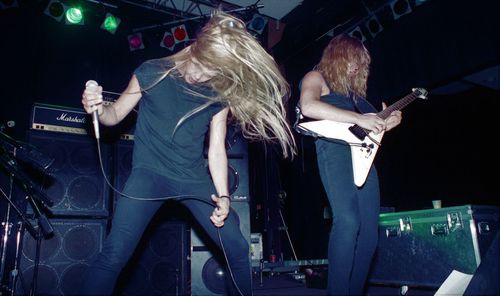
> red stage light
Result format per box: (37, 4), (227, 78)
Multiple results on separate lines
(128, 33), (144, 51)
(160, 32), (175, 50)
(172, 25), (188, 44)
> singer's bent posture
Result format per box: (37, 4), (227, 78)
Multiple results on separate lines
(80, 10), (295, 295)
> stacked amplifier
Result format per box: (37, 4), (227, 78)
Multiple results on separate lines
(18, 103), (250, 296)
(16, 103), (115, 295)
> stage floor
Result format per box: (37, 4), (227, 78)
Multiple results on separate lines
(251, 274), (437, 296)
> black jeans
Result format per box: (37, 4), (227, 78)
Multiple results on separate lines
(80, 167), (252, 295)
(316, 140), (380, 295)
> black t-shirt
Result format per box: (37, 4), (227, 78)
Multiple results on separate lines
(132, 58), (224, 181)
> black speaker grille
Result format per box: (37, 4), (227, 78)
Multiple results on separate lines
(59, 263), (89, 296)
(115, 220), (190, 296)
(19, 264), (59, 295)
(62, 225), (100, 260)
(17, 219), (106, 296)
(27, 130), (111, 216)
(67, 176), (101, 210)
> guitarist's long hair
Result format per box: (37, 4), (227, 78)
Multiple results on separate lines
(316, 34), (371, 99)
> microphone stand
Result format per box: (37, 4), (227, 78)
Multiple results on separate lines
(0, 177), (14, 293)
(0, 152), (53, 296)
(0, 182), (38, 296)
(0, 151), (53, 210)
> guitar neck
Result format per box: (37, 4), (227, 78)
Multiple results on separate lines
(377, 92), (419, 119)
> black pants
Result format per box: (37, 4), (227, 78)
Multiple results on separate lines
(80, 167), (252, 295)
(316, 139), (380, 295)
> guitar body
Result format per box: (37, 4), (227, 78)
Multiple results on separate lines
(295, 88), (428, 187)
(297, 120), (384, 187)
(351, 131), (383, 187)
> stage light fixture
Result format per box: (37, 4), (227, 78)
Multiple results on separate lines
(65, 6), (84, 25)
(390, 0), (412, 20)
(366, 15), (383, 38)
(349, 26), (366, 43)
(0, 0), (19, 9)
(160, 32), (175, 51)
(128, 33), (144, 51)
(172, 25), (189, 44)
(101, 13), (121, 34)
(44, 0), (67, 22)
(247, 13), (267, 35)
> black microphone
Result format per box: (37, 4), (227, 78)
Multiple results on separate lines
(15, 143), (55, 172)
(0, 131), (54, 172)
(85, 80), (100, 139)
(0, 153), (54, 207)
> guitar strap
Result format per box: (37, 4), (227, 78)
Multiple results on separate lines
(293, 77), (317, 137)
(352, 93), (378, 114)
(293, 103), (320, 137)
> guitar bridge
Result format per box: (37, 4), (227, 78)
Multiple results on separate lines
(360, 142), (374, 157)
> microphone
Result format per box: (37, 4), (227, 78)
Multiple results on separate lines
(85, 80), (100, 139)
(0, 152), (54, 207)
(0, 130), (55, 172)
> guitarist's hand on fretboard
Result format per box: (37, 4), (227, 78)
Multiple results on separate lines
(357, 113), (386, 134)
(382, 102), (402, 132)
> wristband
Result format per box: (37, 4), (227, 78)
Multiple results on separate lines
(219, 195), (230, 199)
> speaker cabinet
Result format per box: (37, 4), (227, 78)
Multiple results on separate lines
(15, 219), (107, 296)
(192, 129), (251, 295)
(203, 126), (249, 201)
(226, 157), (249, 202)
(26, 130), (111, 216)
(190, 202), (251, 296)
(114, 216), (190, 296)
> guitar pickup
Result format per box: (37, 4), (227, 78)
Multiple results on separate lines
(348, 125), (367, 140)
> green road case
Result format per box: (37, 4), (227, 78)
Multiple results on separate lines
(368, 204), (500, 288)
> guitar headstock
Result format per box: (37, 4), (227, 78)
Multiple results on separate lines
(412, 88), (428, 100)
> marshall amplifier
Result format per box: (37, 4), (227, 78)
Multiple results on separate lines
(30, 102), (136, 140)
(31, 103), (90, 135)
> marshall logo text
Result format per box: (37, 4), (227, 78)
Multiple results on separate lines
(57, 113), (87, 124)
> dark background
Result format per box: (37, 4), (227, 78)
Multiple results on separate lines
(1, 0), (499, 261)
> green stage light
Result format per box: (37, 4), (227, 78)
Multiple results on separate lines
(65, 7), (84, 25)
(101, 13), (121, 34)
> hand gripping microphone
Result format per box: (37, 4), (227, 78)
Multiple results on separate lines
(85, 80), (100, 139)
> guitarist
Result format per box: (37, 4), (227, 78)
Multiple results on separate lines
(298, 34), (402, 295)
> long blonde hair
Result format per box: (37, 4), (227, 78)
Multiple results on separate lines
(316, 34), (371, 98)
(149, 10), (295, 158)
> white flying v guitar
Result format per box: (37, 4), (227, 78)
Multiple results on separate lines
(296, 88), (428, 187)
